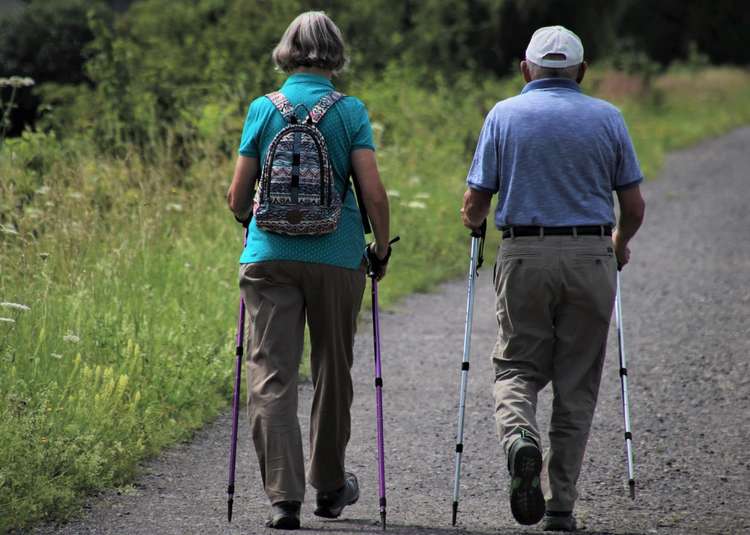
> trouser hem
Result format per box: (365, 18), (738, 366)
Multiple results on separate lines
(546, 500), (575, 512)
(268, 492), (305, 505)
(310, 477), (346, 494)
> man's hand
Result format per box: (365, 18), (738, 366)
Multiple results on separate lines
(613, 229), (630, 270)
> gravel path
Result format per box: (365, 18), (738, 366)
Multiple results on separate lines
(35, 127), (750, 535)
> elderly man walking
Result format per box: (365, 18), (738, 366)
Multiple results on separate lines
(461, 26), (645, 531)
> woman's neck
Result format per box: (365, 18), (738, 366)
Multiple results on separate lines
(292, 66), (333, 79)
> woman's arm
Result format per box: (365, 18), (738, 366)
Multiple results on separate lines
(227, 156), (259, 222)
(351, 148), (390, 259)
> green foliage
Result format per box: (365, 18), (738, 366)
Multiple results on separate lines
(0, 76), (35, 143)
(0, 0), (106, 84)
(0, 135), (237, 531)
(0, 0), (110, 135)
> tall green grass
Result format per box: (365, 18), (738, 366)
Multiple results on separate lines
(1, 66), (750, 530)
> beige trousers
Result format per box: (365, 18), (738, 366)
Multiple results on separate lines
(492, 235), (617, 512)
(239, 260), (366, 504)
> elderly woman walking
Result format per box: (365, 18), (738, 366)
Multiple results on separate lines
(227, 11), (392, 531)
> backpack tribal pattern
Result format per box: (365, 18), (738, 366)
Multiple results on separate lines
(254, 91), (344, 236)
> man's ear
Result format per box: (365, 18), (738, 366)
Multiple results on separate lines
(520, 60), (532, 83)
(576, 62), (588, 84)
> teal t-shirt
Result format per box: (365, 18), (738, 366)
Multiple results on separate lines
(237, 73), (375, 269)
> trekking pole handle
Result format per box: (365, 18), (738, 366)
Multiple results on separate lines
(367, 236), (400, 278)
(470, 219), (487, 239)
(470, 221), (486, 270)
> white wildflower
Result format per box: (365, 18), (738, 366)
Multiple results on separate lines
(0, 317), (16, 324)
(39, 252), (50, 260)
(166, 203), (183, 212)
(0, 224), (18, 235)
(0, 302), (30, 312)
(51, 353), (63, 359)
(63, 333), (80, 344)
(25, 207), (43, 219)
(45, 201), (55, 208)
(408, 175), (422, 186)
(406, 201), (427, 209)
(414, 192), (431, 199)
(35, 186), (50, 195)
(386, 189), (401, 198)
(0, 76), (35, 88)
(66, 192), (83, 200)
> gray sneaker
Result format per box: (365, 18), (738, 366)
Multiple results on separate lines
(543, 511), (578, 531)
(507, 434), (545, 525)
(314, 472), (359, 519)
(265, 501), (301, 530)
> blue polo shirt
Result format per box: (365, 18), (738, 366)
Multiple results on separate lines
(466, 78), (643, 228)
(237, 73), (375, 268)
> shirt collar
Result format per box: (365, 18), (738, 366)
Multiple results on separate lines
(282, 73), (335, 89)
(521, 78), (582, 94)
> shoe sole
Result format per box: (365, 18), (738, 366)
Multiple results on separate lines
(313, 494), (359, 519)
(543, 518), (577, 532)
(509, 443), (545, 525)
(266, 516), (300, 530)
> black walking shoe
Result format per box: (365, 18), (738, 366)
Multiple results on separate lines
(507, 435), (545, 525)
(543, 511), (578, 531)
(314, 472), (360, 519)
(265, 501), (301, 530)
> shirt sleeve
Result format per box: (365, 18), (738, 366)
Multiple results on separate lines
(238, 98), (264, 158)
(466, 111), (500, 193)
(350, 98), (375, 151)
(613, 113), (644, 191)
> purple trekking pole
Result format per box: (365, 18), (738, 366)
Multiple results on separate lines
(368, 236), (399, 530)
(227, 226), (249, 522)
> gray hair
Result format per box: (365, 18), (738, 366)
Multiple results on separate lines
(527, 56), (580, 80)
(272, 11), (348, 74)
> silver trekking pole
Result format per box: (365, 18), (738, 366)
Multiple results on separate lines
(614, 271), (636, 499)
(451, 220), (486, 526)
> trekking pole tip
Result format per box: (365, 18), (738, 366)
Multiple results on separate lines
(227, 497), (233, 522)
(452, 501), (458, 526)
(381, 511), (387, 530)
(628, 479), (636, 500)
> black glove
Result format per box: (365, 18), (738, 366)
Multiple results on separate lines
(366, 236), (399, 279)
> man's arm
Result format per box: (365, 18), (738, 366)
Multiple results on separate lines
(461, 187), (492, 231)
(227, 155), (259, 222)
(613, 185), (645, 269)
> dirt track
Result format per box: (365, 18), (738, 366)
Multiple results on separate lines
(35, 127), (750, 534)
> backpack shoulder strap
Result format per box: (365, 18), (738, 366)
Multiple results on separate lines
(305, 91), (345, 124)
(266, 91), (296, 123)
(350, 170), (372, 234)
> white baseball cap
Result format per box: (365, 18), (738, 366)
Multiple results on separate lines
(525, 26), (584, 68)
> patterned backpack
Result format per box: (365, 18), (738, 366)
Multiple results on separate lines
(254, 91), (345, 235)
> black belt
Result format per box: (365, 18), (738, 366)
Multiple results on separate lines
(502, 225), (612, 239)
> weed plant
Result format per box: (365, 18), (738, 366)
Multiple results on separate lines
(1, 66), (750, 530)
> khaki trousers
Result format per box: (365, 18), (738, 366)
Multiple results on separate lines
(239, 260), (366, 504)
(492, 235), (617, 512)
